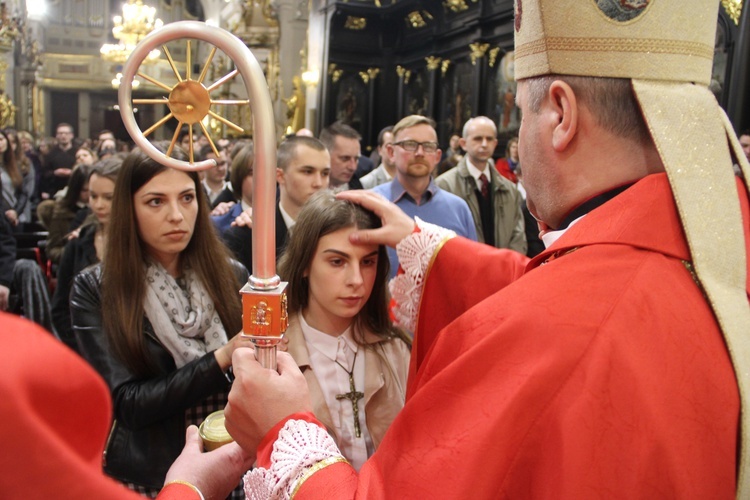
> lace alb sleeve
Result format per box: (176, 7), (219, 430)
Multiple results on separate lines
(389, 217), (456, 333)
(243, 419), (348, 500)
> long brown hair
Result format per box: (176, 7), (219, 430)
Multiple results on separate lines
(0, 129), (21, 188)
(101, 144), (243, 376)
(278, 190), (409, 346)
(5, 130), (32, 176)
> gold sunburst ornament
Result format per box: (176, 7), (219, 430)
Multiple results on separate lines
(132, 40), (249, 163)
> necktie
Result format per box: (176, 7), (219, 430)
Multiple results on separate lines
(479, 173), (490, 198)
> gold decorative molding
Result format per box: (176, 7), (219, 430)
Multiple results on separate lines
(0, 59), (7, 90)
(441, 59), (451, 76)
(406, 10), (433, 28)
(329, 63), (343, 84)
(488, 47), (501, 68)
(344, 16), (367, 30)
(469, 42), (490, 65)
(425, 56), (442, 71)
(721, 0), (743, 25)
(0, 92), (16, 128)
(396, 65), (412, 84)
(0, 2), (20, 50)
(444, 0), (469, 13)
(359, 67), (380, 84)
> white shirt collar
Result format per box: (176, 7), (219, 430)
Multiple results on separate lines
(299, 312), (356, 363)
(202, 179), (228, 196)
(465, 157), (491, 189)
(378, 164), (393, 181)
(540, 215), (585, 249)
(278, 202), (296, 229)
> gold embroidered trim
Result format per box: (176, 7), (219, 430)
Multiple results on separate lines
(164, 480), (205, 500)
(680, 259), (709, 301)
(413, 233), (457, 335)
(290, 456), (350, 498)
(516, 37), (713, 60)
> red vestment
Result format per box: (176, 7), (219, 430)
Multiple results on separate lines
(0, 312), (197, 499)
(271, 173), (748, 498)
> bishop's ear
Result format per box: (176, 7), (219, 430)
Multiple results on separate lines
(548, 80), (578, 152)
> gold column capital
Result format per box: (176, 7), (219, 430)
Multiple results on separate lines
(425, 56), (442, 71)
(469, 42), (490, 65)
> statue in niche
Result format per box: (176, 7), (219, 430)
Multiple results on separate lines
(285, 76), (306, 133)
(339, 88), (356, 123)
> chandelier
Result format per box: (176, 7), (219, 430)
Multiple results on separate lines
(100, 0), (163, 64)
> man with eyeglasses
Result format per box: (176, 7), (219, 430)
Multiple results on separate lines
(199, 143), (233, 209)
(436, 116), (527, 253)
(371, 115), (476, 279)
(40, 122), (80, 200)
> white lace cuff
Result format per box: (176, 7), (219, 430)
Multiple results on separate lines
(389, 217), (456, 333)
(243, 419), (347, 500)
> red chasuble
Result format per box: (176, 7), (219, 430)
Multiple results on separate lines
(280, 173), (749, 499)
(0, 312), (199, 500)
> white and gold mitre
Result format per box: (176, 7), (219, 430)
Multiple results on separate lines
(514, 2), (750, 498)
(513, 0), (716, 84)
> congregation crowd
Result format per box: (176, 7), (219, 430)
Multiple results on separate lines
(2, 113), (540, 496)
(3, 0), (750, 498)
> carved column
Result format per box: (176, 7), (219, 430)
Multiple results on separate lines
(359, 67), (379, 145)
(469, 42), (490, 115)
(275, 0), (309, 134)
(396, 65), (411, 118)
(425, 56), (441, 119)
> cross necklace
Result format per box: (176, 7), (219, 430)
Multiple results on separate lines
(335, 350), (364, 438)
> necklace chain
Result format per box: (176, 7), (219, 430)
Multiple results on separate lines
(334, 350), (364, 438)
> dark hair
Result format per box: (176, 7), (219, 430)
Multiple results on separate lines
(277, 136), (327, 172)
(88, 156), (123, 184)
(319, 122), (362, 151)
(60, 164), (92, 212)
(505, 137), (518, 157)
(76, 146), (98, 164)
(97, 138), (117, 157)
(377, 126), (394, 147)
(229, 142), (254, 198)
(101, 143), (243, 376)
(56, 123), (74, 135)
(0, 129), (21, 188)
(525, 75), (650, 145)
(278, 191), (409, 346)
(199, 142), (224, 161)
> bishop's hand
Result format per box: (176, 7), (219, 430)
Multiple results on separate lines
(336, 190), (416, 248)
(224, 350), (312, 455)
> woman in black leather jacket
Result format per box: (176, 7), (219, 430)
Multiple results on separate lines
(70, 146), (253, 496)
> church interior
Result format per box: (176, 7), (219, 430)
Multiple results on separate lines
(1, 0), (747, 153)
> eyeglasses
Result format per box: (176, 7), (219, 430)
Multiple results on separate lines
(393, 140), (439, 154)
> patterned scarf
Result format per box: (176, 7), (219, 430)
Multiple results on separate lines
(142, 260), (227, 367)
